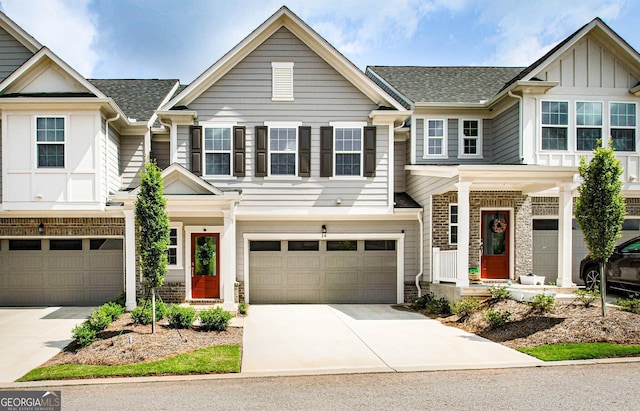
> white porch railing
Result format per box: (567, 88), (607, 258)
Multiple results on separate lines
(432, 247), (457, 284)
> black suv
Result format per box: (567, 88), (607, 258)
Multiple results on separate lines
(580, 236), (640, 292)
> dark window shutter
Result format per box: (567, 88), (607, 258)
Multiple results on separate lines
(190, 126), (202, 176)
(320, 126), (333, 177)
(255, 126), (268, 177)
(298, 126), (311, 177)
(363, 126), (376, 177)
(233, 126), (246, 177)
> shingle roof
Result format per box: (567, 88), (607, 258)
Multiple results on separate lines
(394, 192), (421, 208)
(367, 66), (525, 104)
(88, 79), (178, 122)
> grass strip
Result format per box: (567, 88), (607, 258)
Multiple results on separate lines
(519, 342), (640, 361)
(18, 344), (240, 382)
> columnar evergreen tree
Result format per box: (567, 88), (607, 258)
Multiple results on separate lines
(575, 140), (625, 317)
(135, 159), (169, 332)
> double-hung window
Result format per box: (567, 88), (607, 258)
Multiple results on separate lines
(333, 123), (364, 176)
(449, 204), (458, 245)
(203, 126), (232, 176)
(459, 119), (481, 158)
(167, 224), (182, 267)
(541, 101), (568, 150)
(426, 119), (445, 156)
(268, 125), (297, 176)
(576, 102), (602, 151)
(610, 102), (636, 152)
(36, 117), (65, 168)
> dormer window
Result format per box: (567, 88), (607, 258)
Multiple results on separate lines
(271, 62), (294, 101)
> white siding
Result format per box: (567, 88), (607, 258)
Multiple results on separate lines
(120, 135), (144, 189)
(394, 141), (406, 192)
(107, 124), (121, 195)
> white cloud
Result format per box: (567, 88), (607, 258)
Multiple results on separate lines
(0, 0), (99, 77)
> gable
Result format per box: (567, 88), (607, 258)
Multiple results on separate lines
(0, 24), (35, 82)
(8, 60), (89, 94)
(189, 27), (377, 117)
(534, 34), (640, 89)
(163, 174), (215, 195)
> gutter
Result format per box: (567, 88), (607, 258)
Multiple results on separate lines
(508, 90), (524, 161)
(415, 209), (424, 297)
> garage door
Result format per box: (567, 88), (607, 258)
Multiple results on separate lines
(0, 238), (124, 306)
(249, 239), (397, 304)
(532, 219), (640, 284)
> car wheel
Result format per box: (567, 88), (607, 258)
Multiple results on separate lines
(583, 266), (601, 290)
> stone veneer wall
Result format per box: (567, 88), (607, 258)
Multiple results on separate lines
(0, 217), (125, 236)
(432, 191), (532, 278)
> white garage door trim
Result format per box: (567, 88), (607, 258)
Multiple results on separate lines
(243, 233), (405, 304)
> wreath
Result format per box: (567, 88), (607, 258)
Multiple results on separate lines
(490, 218), (507, 234)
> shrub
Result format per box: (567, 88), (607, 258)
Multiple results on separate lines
(88, 310), (111, 331)
(412, 293), (434, 310)
(451, 297), (482, 319)
(527, 293), (556, 312)
(167, 305), (197, 329)
(488, 285), (512, 300)
(238, 301), (248, 315)
(72, 322), (97, 347)
(199, 306), (233, 331)
(131, 299), (167, 325)
(426, 297), (451, 315)
(485, 309), (511, 329)
(574, 289), (599, 308)
(616, 296), (640, 314)
(98, 301), (125, 321)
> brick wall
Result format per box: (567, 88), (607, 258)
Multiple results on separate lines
(532, 197), (640, 217)
(404, 281), (429, 303)
(0, 217), (125, 236)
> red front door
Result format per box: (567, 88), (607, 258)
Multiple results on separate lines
(191, 233), (220, 299)
(481, 211), (510, 279)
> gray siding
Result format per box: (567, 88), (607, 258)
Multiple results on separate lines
(0, 26), (33, 82)
(107, 125), (121, 195)
(151, 141), (170, 170)
(120, 135), (144, 189)
(416, 118), (494, 165)
(0, 119), (2, 203)
(184, 27), (388, 208)
(236, 219), (419, 283)
(491, 103), (520, 164)
(394, 141), (406, 192)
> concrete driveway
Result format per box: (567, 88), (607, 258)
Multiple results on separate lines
(242, 305), (541, 375)
(0, 307), (93, 382)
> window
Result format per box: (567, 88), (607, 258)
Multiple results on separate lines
(271, 62), (294, 101)
(167, 225), (182, 267)
(576, 102), (602, 151)
(333, 124), (364, 176)
(36, 117), (65, 167)
(9, 240), (41, 250)
(204, 126), (231, 175)
(622, 219), (640, 231)
(426, 119), (446, 156)
(90, 239), (123, 250)
(50, 239), (82, 250)
(610, 102), (636, 152)
(327, 240), (357, 251)
(288, 241), (319, 251)
(532, 219), (559, 230)
(269, 126), (297, 176)
(250, 241), (281, 251)
(459, 120), (481, 157)
(364, 240), (395, 251)
(541, 101), (568, 150)
(449, 204), (458, 245)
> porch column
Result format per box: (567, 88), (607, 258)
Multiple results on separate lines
(222, 209), (237, 310)
(557, 183), (574, 287)
(124, 209), (137, 311)
(456, 182), (471, 287)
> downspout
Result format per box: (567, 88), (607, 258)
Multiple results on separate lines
(508, 91), (524, 162)
(414, 209), (424, 297)
(104, 113), (120, 202)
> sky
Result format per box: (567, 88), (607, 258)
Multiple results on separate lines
(0, 0), (639, 83)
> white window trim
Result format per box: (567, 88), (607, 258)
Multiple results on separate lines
(458, 119), (483, 159)
(422, 118), (448, 159)
(265, 121), (301, 177)
(168, 222), (183, 269)
(575, 101), (603, 152)
(331, 121), (366, 178)
(609, 101), (637, 152)
(201, 122), (235, 177)
(271, 62), (294, 101)
(540, 100), (570, 152)
(449, 203), (458, 245)
(35, 115), (67, 170)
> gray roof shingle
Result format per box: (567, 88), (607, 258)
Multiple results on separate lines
(88, 79), (178, 122)
(367, 66), (525, 104)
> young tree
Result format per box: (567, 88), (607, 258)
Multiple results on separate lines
(575, 141), (625, 316)
(135, 159), (169, 332)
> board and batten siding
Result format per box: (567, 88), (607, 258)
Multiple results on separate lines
(182, 27), (389, 208)
(236, 219), (419, 283)
(491, 103), (520, 164)
(0, 26), (34, 82)
(120, 135), (144, 189)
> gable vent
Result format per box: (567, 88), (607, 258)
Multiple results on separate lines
(272, 62), (294, 101)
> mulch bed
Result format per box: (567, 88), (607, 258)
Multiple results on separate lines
(44, 313), (243, 367)
(437, 299), (640, 349)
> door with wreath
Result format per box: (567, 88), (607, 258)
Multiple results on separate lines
(480, 210), (509, 279)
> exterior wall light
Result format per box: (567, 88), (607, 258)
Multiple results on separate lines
(322, 224), (327, 237)
(38, 223), (45, 235)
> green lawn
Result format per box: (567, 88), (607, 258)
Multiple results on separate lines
(18, 345), (240, 382)
(519, 343), (640, 361)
